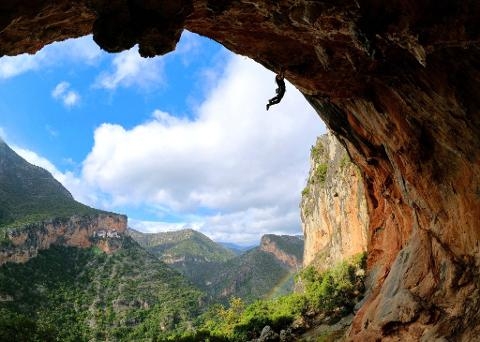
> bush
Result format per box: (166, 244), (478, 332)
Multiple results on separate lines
(313, 164), (328, 184)
(310, 144), (324, 161)
(301, 187), (310, 197)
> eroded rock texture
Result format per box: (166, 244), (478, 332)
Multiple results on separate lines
(259, 234), (303, 269)
(301, 133), (368, 269)
(1, 1), (479, 340)
(0, 214), (127, 265)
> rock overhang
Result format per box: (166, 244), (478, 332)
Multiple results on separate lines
(1, 1), (480, 340)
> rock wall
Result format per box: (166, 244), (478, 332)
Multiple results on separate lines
(0, 213), (127, 265)
(259, 234), (303, 269)
(301, 133), (368, 269)
(1, 1), (480, 340)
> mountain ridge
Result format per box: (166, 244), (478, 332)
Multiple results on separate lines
(0, 140), (110, 230)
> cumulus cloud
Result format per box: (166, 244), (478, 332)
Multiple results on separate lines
(0, 35), (101, 79)
(128, 207), (299, 245)
(83, 55), (325, 243)
(94, 47), (164, 90)
(52, 81), (80, 107)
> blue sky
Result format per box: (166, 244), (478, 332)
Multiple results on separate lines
(0, 32), (325, 244)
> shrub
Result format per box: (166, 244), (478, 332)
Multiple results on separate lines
(301, 187), (310, 197)
(310, 144), (324, 161)
(314, 163), (328, 184)
(187, 253), (367, 340)
(340, 154), (350, 169)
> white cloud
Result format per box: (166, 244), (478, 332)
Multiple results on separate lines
(52, 82), (69, 98)
(83, 55), (325, 243)
(129, 219), (194, 234)
(52, 81), (80, 107)
(130, 206), (300, 245)
(0, 35), (101, 79)
(63, 91), (80, 106)
(0, 54), (40, 79)
(94, 47), (164, 90)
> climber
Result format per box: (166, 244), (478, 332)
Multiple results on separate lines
(266, 71), (286, 111)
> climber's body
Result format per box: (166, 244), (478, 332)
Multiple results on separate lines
(266, 73), (286, 110)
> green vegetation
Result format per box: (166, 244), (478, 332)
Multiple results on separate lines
(175, 253), (367, 341)
(0, 237), (204, 341)
(310, 144), (324, 162)
(200, 248), (292, 304)
(340, 154), (351, 170)
(0, 234), (310, 341)
(130, 229), (304, 305)
(0, 140), (108, 230)
(129, 228), (235, 263)
(301, 187), (310, 197)
(129, 228), (236, 290)
(313, 163), (328, 184)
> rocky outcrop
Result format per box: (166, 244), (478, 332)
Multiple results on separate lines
(301, 133), (368, 269)
(1, 1), (480, 340)
(259, 234), (303, 269)
(0, 213), (127, 265)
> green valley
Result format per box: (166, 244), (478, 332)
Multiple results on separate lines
(129, 229), (304, 304)
(0, 236), (204, 341)
(128, 228), (236, 282)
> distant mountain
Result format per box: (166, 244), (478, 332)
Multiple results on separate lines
(128, 228), (304, 304)
(0, 139), (104, 229)
(219, 241), (256, 255)
(0, 236), (204, 341)
(200, 234), (304, 303)
(127, 228), (236, 282)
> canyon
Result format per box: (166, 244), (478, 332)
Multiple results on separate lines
(1, 1), (479, 340)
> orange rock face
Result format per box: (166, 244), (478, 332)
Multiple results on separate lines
(259, 235), (302, 269)
(0, 1), (479, 340)
(0, 214), (127, 265)
(301, 133), (368, 269)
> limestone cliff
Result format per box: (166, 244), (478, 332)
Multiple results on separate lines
(0, 213), (127, 265)
(1, 1), (480, 340)
(301, 133), (368, 269)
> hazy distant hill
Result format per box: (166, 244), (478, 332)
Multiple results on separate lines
(219, 242), (255, 255)
(0, 139), (103, 229)
(128, 228), (236, 281)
